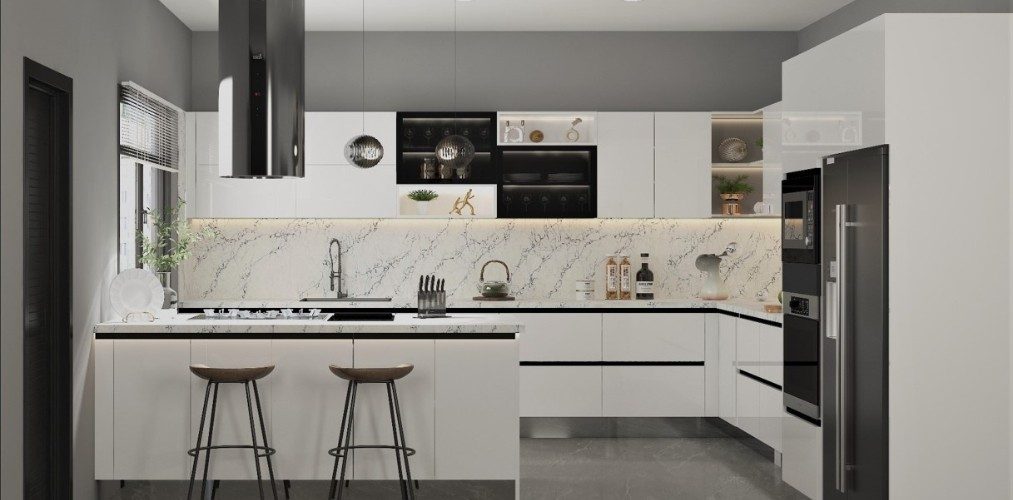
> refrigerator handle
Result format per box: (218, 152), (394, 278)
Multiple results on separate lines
(835, 203), (851, 493)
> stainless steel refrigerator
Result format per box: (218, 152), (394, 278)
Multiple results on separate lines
(821, 145), (889, 499)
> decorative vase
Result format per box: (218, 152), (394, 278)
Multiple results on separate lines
(720, 193), (746, 215)
(695, 254), (729, 300)
(415, 200), (430, 215)
(438, 161), (454, 180)
(156, 271), (178, 309)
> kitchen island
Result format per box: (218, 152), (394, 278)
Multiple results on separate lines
(94, 313), (520, 489)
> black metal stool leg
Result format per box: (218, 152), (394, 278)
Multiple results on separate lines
(202, 383), (220, 499)
(385, 382), (408, 500)
(335, 382), (358, 500)
(244, 382), (266, 500)
(282, 479), (291, 499)
(252, 380), (279, 499)
(329, 381), (354, 499)
(391, 382), (417, 498)
(188, 381), (213, 500)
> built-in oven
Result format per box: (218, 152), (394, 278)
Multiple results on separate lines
(783, 291), (821, 421)
(782, 170), (819, 265)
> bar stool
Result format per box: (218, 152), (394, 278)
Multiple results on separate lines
(327, 363), (417, 500)
(187, 364), (279, 500)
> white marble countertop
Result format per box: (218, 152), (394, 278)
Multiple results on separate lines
(179, 298), (783, 323)
(94, 313), (522, 335)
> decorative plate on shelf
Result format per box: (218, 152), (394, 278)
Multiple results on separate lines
(109, 268), (164, 321)
(718, 138), (748, 162)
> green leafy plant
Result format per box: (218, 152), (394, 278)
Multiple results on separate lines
(407, 189), (439, 202)
(137, 198), (208, 272)
(713, 175), (754, 195)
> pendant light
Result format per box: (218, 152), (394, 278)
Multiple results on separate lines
(435, 0), (475, 171)
(344, 0), (383, 168)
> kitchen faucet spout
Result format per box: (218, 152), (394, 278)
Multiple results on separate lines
(328, 238), (347, 298)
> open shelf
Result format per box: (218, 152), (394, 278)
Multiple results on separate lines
(396, 112), (500, 185)
(497, 111), (597, 146)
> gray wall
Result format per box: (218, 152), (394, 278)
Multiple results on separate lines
(0, 0), (191, 498)
(191, 31), (798, 112)
(798, 0), (1012, 51)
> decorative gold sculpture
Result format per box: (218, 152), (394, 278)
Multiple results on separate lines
(449, 189), (476, 216)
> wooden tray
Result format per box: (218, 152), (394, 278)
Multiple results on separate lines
(472, 296), (516, 301)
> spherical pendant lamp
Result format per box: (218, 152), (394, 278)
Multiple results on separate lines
(435, 134), (476, 170)
(345, 135), (384, 168)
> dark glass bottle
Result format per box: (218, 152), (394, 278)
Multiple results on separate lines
(635, 253), (655, 300)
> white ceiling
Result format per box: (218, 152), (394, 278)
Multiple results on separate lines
(161, 0), (853, 32)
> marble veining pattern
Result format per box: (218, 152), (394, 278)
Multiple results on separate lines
(181, 218), (781, 305)
(93, 313), (522, 335)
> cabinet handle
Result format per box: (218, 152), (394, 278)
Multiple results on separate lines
(834, 203), (851, 493)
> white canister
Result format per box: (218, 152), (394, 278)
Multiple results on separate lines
(575, 290), (594, 301)
(575, 280), (595, 301)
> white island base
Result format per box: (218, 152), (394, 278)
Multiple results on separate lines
(94, 314), (520, 492)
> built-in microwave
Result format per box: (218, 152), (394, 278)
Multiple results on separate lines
(782, 169), (820, 264)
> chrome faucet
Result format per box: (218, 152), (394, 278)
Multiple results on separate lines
(328, 238), (347, 298)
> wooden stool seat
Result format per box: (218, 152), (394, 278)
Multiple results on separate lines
(189, 364), (275, 383)
(328, 363), (413, 382)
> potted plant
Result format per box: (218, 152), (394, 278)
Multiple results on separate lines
(713, 175), (754, 215)
(137, 199), (208, 309)
(407, 189), (439, 215)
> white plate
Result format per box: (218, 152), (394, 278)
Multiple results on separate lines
(110, 269), (164, 320)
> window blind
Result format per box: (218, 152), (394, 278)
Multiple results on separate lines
(118, 82), (183, 171)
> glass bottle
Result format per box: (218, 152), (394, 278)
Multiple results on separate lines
(619, 255), (632, 300)
(605, 255), (619, 300)
(635, 253), (655, 300)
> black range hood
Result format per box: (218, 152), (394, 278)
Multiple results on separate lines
(218, 0), (305, 178)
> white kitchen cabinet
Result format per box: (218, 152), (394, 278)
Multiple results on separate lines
(602, 313), (705, 361)
(304, 112), (396, 166)
(596, 112), (655, 218)
(352, 339), (435, 480)
(520, 366), (602, 417)
(102, 340), (190, 480)
(192, 111), (298, 218)
(294, 163), (396, 218)
(735, 316), (760, 377)
(735, 373), (760, 438)
(654, 112), (711, 218)
(760, 102), (783, 214)
(757, 383), (783, 452)
(603, 366), (705, 417)
(782, 410), (822, 500)
(517, 313), (602, 361)
(435, 340), (519, 480)
(704, 314), (720, 416)
(717, 314), (738, 424)
(189, 340), (273, 480)
(270, 340), (354, 480)
(757, 322), (783, 386)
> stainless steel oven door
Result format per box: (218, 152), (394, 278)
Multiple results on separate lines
(783, 291), (821, 420)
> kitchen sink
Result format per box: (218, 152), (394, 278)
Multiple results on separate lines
(327, 312), (395, 321)
(300, 297), (393, 302)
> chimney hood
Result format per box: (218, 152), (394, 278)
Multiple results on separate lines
(218, 0), (305, 178)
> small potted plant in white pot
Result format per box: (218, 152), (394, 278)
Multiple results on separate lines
(138, 198), (209, 310)
(407, 189), (439, 215)
(713, 175), (754, 216)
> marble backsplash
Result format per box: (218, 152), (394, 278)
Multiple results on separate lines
(180, 218), (781, 305)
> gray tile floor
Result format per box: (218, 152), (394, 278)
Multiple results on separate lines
(521, 438), (807, 500)
(100, 437), (806, 499)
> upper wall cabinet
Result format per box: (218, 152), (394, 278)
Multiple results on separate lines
(654, 112), (711, 218)
(597, 112), (655, 218)
(187, 111), (397, 218)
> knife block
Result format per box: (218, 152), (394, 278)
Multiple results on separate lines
(417, 290), (447, 318)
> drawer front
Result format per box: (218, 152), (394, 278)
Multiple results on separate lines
(757, 383), (783, 452)
(520, 366), (602, 417)
(518, 313), (602, 361)
(757, 322), (784, 386)
(735, 373), (760, 437)
(602, 365), (705, 417)
(603, 313), (705, 361)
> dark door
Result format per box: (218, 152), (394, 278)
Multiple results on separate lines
(23, 58), (73, 499)
(821, 145), (889, 499)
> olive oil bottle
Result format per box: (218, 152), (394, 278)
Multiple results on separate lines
(635, 253), (655, 300)
(619, 255), (632, 300)
(605, 255), (619, 300)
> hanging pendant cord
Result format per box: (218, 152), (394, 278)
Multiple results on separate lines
(361, 0), (366, 134)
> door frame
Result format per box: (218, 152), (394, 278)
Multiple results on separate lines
(22, 56), (73, 495)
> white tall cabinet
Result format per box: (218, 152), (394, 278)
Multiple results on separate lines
(654, 113), (712, 218)
(781, 14), (1013, 499)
